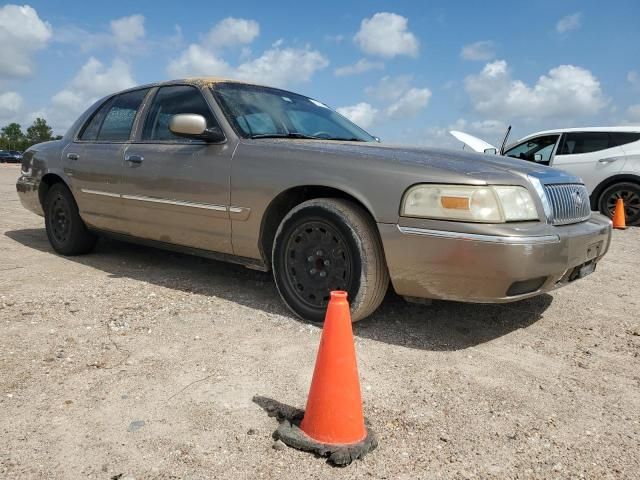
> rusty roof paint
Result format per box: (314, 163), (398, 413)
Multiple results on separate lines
(180, 77), (265, 88)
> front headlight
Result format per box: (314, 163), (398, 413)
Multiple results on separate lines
(401, 184), (539, 222)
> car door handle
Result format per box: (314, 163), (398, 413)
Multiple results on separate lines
(125, 154), (144, 165)
(67, 152), (80, 161)
(598, 157), (619, 164)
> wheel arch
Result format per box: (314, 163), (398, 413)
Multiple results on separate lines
(258, 185), (379, 268)
(38, 172), (72, 209)
(590, 173), (640, 209)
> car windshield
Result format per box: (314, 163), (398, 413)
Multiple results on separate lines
(212, 82), (375, 142)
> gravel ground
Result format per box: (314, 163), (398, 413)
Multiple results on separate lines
(1, 163), (638, 479)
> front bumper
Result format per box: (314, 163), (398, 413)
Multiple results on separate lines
(16, 174), (44, 216)
(379, 214), (612, 303)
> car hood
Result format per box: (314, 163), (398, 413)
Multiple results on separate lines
(245, 139), (581, 185)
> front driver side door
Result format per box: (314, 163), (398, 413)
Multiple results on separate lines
(119, 85), (233, 254)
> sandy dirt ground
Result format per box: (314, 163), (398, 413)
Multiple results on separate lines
(0, 163), (638, 479)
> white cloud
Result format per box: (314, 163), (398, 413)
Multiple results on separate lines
(167, 44), (231, 77)
(49, 57), (136, 129)
(168, 42), (327, 87)
(365, 75), (414, 102)
(0, 92), (23, 116)
(360, 75), (432, 120)
(168, 18), (328, 87)
(466, 119), (508, 136)
(233, 45), (328, 86)
(336, 103), (378, 129)
(465, 60), (608, 120)
(627, 105), (640, 122)
(556, 13), (582, 33)
(110, 14), (145, 47)
(423, 118), (508, 149)
(460, 41), (496, 61)
(386, 87), (432, 118)
(334, 58), (384, 77)
(325, 34), (345, 44)
(0, 4), (52, 77)
(205, 17), (259, 48)
(354, 12), (419, 58)
(628, 71), (640, 90)
(55, 14), (148, 53)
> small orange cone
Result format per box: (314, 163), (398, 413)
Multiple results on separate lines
(300, 291), (367, 444)
(612, 198), (627, 230)
(273, 290), (377, 465)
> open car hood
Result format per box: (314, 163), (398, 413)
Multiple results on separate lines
(449, 130), (497, 153)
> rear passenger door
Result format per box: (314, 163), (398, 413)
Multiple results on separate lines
(119, 85), (233, 254)
(552, 132), (625, 193)
(64, 88), (150, 233)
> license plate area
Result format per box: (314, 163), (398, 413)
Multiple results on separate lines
(568, 260), (596, 282)
(585, 241), (603, 262)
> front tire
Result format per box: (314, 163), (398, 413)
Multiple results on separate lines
(598, 182), (640, 226)
(272, 198), (389, 322)
(44, 183), (97, 255)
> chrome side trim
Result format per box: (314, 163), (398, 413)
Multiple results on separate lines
(81, 188), (120, 198)
(228, 205), (251, 221)
(121, 194), (227, 211)
(397, 226), (560, 244)
(81, 189), (235, 213)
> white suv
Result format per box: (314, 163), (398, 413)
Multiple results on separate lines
(451, 127), (640, 225)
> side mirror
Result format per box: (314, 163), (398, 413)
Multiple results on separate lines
(484, 148), (498, 155)
(534, 153), (543, 162)
(169, 114), (226, 143)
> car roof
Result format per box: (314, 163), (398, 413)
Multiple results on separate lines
(120, 77), (267, 94)
(522, 126), (640, 139)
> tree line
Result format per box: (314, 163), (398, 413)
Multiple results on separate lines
(0, 118), (63, 152)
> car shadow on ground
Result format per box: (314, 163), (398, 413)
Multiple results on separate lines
(5, 228), (553, 351)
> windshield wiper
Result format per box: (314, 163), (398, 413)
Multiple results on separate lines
(249, 133), (321, 140)
(323, 137), (366, 142)
(249, 133), (366, 141)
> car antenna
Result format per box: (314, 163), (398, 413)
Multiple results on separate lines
(499, 125), (512, 155)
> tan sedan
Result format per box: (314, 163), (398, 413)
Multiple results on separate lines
(17, 78), (612, 321)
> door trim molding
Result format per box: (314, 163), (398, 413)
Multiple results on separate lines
(80, 189), (252, 218)
(121, 194), (227, 211)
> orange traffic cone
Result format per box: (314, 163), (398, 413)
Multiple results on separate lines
(299, 291), (367, 444)
(612, 198), (627, 230)
(274, 291), (377, 465)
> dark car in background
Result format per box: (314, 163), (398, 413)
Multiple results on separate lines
(0, 150), (23, 163)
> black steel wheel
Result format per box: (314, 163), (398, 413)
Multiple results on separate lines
(283, 219), (355, 310)
(44, 183), (97, 255)
(272, 198), (389, 322)
(598, 182), (640, 226)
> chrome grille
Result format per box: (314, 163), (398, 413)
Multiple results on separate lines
(544, 184), (591, 225)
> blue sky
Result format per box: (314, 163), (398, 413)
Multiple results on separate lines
(1, 0), (639, 145)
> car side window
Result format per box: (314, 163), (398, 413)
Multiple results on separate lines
(97, 89), (150, 142)
(609, 132), (640, 148)
(559, 132), (610, 155)
(503, 135), (559, 164)
(142, 85), (218, 141)
(79, 100), (112, 141)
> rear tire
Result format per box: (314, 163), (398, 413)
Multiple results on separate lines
(44, 183), (97, 255)
(598, 182), (640, 226)
(272, 198), (389, 322)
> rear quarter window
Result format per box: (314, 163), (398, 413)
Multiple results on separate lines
(560, 132), (610, 155)
(609, 132), (640, 148)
